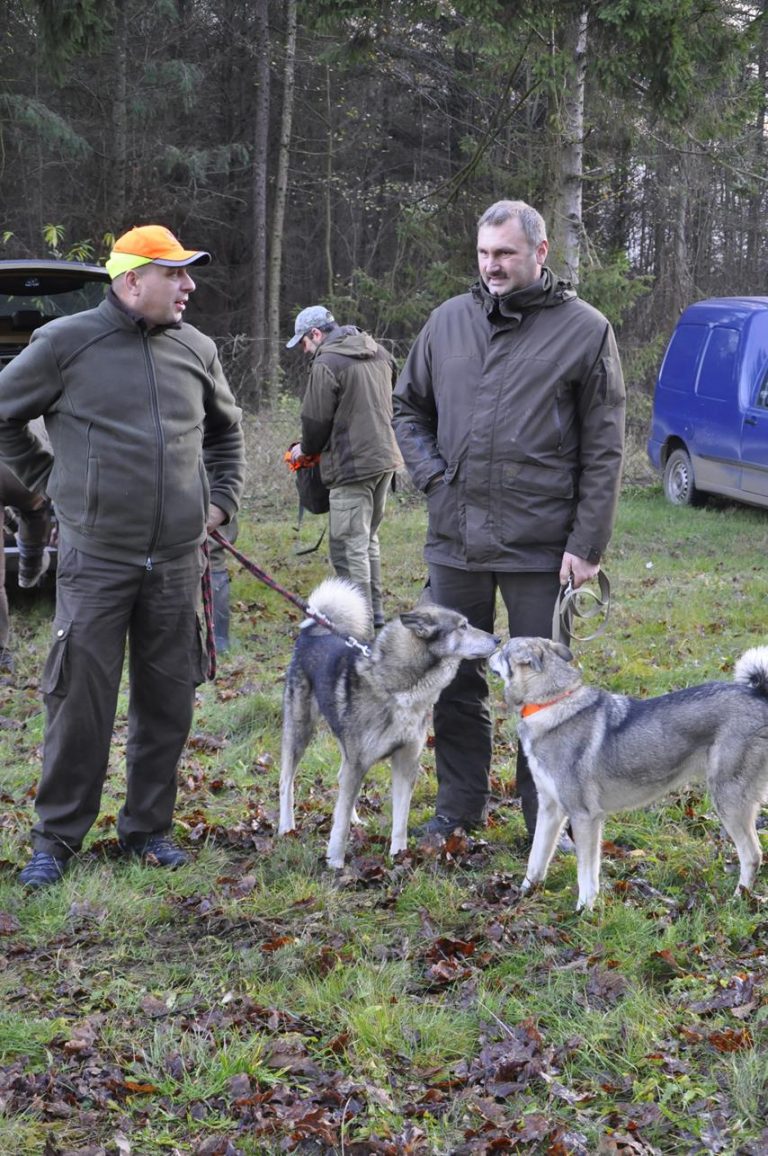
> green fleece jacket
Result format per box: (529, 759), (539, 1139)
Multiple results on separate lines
(0, 294), (244, 565)
(300, 328), (403, 486)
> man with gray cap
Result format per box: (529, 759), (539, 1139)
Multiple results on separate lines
(0, 223), (245, 887)
(286, 305), (403, 633)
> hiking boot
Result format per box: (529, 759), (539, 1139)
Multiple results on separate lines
(413, 813), (481, 838)
(119, 834), (188, 868)
(18, 548), (50, 589)
(19, 850), (70, 888)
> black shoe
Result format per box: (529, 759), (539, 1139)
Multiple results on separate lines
(18, 548), (50, 589)
(19, 850), (70, 888)
(119, 834), (188, 868)
(413, 813), (479, 837)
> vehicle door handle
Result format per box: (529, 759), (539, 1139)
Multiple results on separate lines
(745, 416), (758, 426)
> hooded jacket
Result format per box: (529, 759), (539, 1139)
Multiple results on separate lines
(0, 294), (244, 566)
(300, 328), (404, 486)
(392, 270), (625, 571)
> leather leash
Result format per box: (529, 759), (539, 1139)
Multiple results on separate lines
(552, 569), (611, 644)
(209, 527), (372, 660)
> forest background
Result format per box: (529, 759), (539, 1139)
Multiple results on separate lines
(3, 0), (768, 423)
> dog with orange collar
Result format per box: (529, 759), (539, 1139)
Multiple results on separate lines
(490, 636), (768, 911)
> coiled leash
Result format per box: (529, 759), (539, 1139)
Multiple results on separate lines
(552, 569), (611, 645)
(208, 528), (372, 669)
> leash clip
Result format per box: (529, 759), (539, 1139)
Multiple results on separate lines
(346, 635), (372, 658)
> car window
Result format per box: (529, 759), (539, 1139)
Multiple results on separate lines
(696, 327), (739, 401)
(658, 324), (709, 391)
(0, 275), (106, 319)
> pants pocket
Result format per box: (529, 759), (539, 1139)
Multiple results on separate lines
(41, 618), (73, 696)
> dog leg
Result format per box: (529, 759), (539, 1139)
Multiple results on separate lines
(713, 794), (762, 895)
(570, 814), (603, 911)
(389, 741), (422, 857)
(278, 678), (316, 836)
(522, 793), (566, 894)
(326, 756), (366, 869)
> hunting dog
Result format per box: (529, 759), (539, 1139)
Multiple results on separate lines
(279, 578), (498, 867)
(489, 637), (768, 910)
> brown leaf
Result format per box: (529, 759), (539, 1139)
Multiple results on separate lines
(707, 1026), (753, 1052)
(140, 995), (170, 1019)
(0, 911), (20, 935)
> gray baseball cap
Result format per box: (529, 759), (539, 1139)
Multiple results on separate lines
(286, 305), (335, 348)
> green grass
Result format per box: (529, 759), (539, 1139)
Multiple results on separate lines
(3, 476), (768, 1153)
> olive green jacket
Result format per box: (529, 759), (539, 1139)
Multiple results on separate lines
(0, 294), (244, 565)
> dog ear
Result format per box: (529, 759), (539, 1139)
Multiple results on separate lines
(399, 610), (438, 639)
(548, 641), (574, 663)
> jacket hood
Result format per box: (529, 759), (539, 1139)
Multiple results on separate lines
(316, 328), (379, 360)
(471, 266), (577, 324)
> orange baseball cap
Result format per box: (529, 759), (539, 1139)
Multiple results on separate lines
(105, 224), (211, 280)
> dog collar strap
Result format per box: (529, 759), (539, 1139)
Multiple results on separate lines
(521, 690), (576, 718)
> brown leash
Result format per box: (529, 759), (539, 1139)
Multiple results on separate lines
(209, 528), (372, 659)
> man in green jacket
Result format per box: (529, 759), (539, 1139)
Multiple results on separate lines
(287, 305), (403, 633)
(0, 224), (245, 887)
(393, 200), (625, 841)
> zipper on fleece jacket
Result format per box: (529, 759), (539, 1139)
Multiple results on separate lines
(140, 330), (166, 570)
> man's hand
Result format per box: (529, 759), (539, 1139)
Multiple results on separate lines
(207, 504), (227, 533)
(559, 551), (599, 589)
(289, 442), (304, 463)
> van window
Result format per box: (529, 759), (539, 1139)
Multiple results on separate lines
(696, 327), (739, 400)
(756, 366), (768, 408)
(658, 324), (708, 391)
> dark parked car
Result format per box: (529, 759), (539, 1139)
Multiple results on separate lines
(0, 259), (110, 578)
(648, 296), (768, 508)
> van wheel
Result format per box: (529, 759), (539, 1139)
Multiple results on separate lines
(663, 448), (702, 507)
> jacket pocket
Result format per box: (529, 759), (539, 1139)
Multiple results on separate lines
(426, 460), (463, 547)
(500, 461), (577, 545)
(41, 619), (73, 697)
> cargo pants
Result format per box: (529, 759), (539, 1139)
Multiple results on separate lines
(30, 538), (207, 857)
(328, 471), (395, 632)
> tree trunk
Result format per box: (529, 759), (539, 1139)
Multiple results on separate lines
(111, 0), (128, 224)
(249, 0), (270, 406)
(265, 0), (297, 405)
(323, 63), (334, 299)
(552, 4), (588, 282)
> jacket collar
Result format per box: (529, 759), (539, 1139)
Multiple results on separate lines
(471, 267), (577, 326)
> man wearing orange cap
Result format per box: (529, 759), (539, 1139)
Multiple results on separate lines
(0, 224), (245, 888)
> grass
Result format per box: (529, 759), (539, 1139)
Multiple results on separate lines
(2, 444), (768, 1152)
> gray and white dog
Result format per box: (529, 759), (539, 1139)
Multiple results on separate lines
(489, 637), (768, 910)
(279, 578), (499, 867)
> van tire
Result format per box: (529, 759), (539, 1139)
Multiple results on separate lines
(663, 448), (702, 507)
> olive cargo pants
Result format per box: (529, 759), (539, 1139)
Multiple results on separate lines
(30, 540), (206, 857)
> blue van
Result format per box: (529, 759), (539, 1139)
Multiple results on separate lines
(647, 297), (768, 507)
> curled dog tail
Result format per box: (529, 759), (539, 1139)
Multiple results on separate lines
(302, 577), (370, 638)
(733, 646), (768, 696)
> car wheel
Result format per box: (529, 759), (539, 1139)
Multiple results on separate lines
(663, 448), (702, 507)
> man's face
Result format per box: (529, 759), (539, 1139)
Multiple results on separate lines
(131, 263), (196, 325)
(477, 218), (547, 296)
(300, 328), (322, 355)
